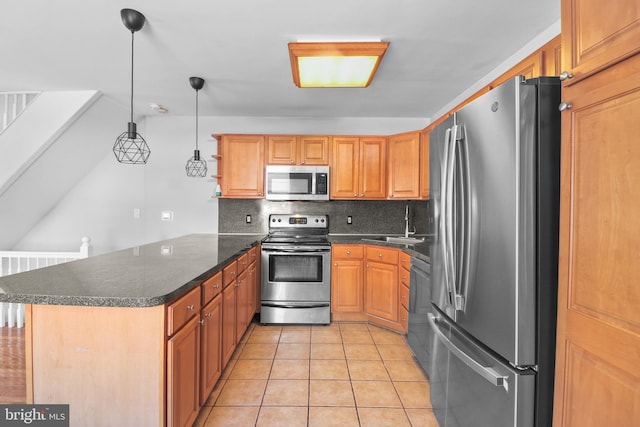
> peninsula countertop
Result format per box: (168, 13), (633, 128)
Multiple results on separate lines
(0, 234), (264, 307)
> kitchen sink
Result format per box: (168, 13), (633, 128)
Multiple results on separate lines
(361, 236), (426, 245)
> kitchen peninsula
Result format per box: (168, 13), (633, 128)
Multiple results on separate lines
(0, 233), (429, 426)
(0, 234), (263, 427)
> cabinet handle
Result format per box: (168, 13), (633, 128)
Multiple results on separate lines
(401, 295), (407, 299)
(205, 313), (212, 318)
(354, 194), (358, 197)
(378, 253), (383, 258)
(213, 285), (220, 289)
(360, 194), (364, 197)
(301, 161), (305, 164)
(199, 319), (205, 325)
(390, 194), (394, 198)
(559, 71), (574, 81)
(346, 250), (351, 255)
(334, 263), (338, 266)
(558, 102), (572, 112)
(187, 305), (195, 311)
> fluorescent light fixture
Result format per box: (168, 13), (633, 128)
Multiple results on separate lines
(288, 41), (389, 88)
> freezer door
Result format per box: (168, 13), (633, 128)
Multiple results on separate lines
(429, 307), (535, 427)
(450, 77), (538, 365)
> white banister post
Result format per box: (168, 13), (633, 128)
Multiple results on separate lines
(80, 236), (92, 258)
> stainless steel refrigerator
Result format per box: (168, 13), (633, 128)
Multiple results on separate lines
(427, 76), (561, 427)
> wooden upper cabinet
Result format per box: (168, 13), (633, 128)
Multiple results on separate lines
(387, 131), (420, 199)
(359, 137), (387, 199)
(331, 136), (386, 199)
(265, 135), (330, 165)
(561, 0), (640, 84)
(266, 135), (297, 165)
(217, 135), (265, 198)
(299, 136), (330, 165)
(541, 35), (562, 76)
(419, 130), (430, 199)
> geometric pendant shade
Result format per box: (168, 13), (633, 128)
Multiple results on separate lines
(185, 76), (207, 177)
(113, 8), (150, 164)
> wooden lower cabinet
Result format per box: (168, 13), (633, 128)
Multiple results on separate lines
(221, 279), (237, 367)
(167, 313), (200, 427)
(364, 246), (404, 332)
(199, 294), (222, 406)
(331, 245), (365, 321)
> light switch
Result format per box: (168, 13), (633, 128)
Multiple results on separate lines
(161, 211), (174, 221)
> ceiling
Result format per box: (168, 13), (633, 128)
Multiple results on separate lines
(1, 0), (559, 121)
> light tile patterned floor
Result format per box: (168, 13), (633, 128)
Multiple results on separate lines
(194, 322), (439, 427)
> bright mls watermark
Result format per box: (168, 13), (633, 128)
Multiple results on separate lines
(0, 405), (69, 426)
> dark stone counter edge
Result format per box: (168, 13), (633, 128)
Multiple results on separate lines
(1, 235), (429, 308)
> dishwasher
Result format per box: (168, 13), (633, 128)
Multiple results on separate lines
(408, 256), (447, 419)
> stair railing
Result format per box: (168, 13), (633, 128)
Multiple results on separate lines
(0, 237), (91, 327)
(1, 91), (40, 135)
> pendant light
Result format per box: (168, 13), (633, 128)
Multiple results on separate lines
(185, 77), (207, 177)
(113, 8), (151, 164)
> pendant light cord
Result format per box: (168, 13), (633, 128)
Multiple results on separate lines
(195, 89), (199, 151)
(130, 31), (135, 124)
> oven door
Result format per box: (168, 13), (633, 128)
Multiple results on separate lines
(261, 248), (331, 302)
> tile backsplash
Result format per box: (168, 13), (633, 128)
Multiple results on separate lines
(218, 199), (430, 235)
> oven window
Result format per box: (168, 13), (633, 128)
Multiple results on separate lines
(268, 254), (323, 282)
(268, 173), (312, 195)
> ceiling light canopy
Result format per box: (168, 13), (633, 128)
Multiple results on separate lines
(288, 41), (389, 88)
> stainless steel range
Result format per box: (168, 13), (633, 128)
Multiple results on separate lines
(261, 214), (331, 325)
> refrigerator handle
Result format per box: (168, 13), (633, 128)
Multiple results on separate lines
(454, 125), (472, 312)
(428, 313), (509, 391)
(445, 126), (457, 305)
(440, 127), (453, 306)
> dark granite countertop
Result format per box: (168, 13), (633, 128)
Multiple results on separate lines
(328, 234), (431, 263)
(0, 234), (264, 307)
(0, 233), (429, 308)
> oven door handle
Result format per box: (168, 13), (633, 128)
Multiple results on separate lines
(261, 302), (330, 309)
(261, 248), (330, 253)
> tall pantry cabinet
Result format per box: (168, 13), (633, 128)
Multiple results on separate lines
(553, 0), (640, 425)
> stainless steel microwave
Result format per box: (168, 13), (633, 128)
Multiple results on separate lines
(264, 165), (329, 201)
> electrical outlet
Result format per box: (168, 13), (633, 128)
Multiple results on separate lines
(246, 214), (252, 224)
(347, 215), (352, 225)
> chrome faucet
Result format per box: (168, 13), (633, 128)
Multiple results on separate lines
(404, 205), (416, 238)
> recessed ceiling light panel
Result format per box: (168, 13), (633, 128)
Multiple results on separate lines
(288, 41), (389, 88)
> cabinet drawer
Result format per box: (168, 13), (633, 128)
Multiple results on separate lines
(399, 251), (411, 272)
(237, 253), (249, 273)
(202, 271), (223, 305)
(248, 246), (259, 264)
(223, 260), (238, 288)
(366, 246), (399, 264)
(399, 305), (409, 332)
(400, 283), (410, 310)
(399, 267), (411, 287)
(167, 286), (201, 337)
(332, 244), (364, 259)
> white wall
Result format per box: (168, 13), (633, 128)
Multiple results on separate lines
(13, 115), (427, 255)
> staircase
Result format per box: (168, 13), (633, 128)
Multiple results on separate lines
(1, 92), (40, 134)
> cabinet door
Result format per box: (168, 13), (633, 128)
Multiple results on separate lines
(220, 135), (265, 198)
(299, 136), (330, 165)
(236, 268), (250, 341)
(541, 34), (562, 77)
(167, 315), (200, 427)
(266, 135), (297, 165)
(553, 53), (640, 426)
(330, 136), (360, 198)
(388, 132), (420, 199)
(331, 259), (364, 313)
(247, 261), (257, 319)
(221, 282), (237, 367)
(200, 294), (222, 405)
(365, 261), (398, 322)
(561, 0), (640, 83)
(359, 137), (387, 199)
(420, 131), (430, 199)
(490, 50), (542, 89)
